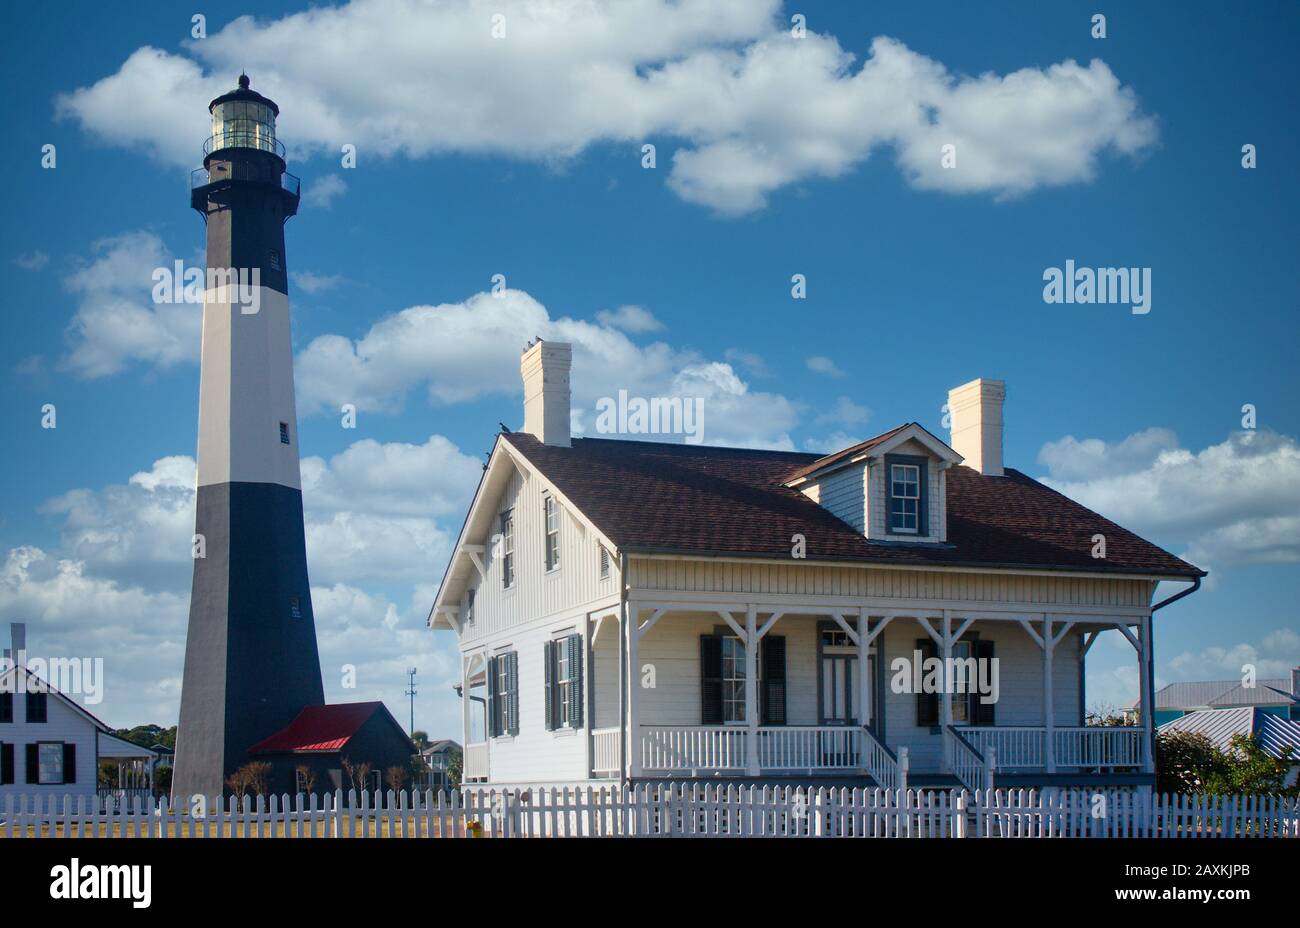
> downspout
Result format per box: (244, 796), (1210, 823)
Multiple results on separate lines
(618, 551), (629, 788)
(1145, 576), (1203, 777)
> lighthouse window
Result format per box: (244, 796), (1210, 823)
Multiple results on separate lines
(290, 596), (302, 620)
(269, 250), (281, 271)
(279, 422), (290, 444)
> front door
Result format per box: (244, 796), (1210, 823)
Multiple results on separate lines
(822, 653), (859, 726)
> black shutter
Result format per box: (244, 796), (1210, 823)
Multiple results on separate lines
(0, 743), (12, 784)
(63, 743), (76, 784)
(486, 656), (499, 737)
(0, 692), (12, 723)
(567, 634), (584, 729)
(26, 692), (47, 723)
(916, 638), (939, 727)
(543, 640), (555, 731)
(761, 636), (786, 725)
(506, 652), (519, 735)
(971, 639), (996, 726)
(25, 743), (38, 784)
(700, 635), (723, 725)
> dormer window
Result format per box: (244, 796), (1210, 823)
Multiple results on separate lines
(543, 495), (560, 571)
(886, 455), (927, 536)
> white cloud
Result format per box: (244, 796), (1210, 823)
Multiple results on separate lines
(805, 355), (844, 377)
(296, 287), (802, 448)
(1165, 628), (1300, 682)
(13, 250), (49, 271)
(1039, 429), (1300, 571)
(60, 231), (200, 379)
(303, 173), (348, 209)
(595, 304), (662, 333)
(57, 1), (1156, 215)
(292, 270), (345, 294)
(817, 395), (869, 426)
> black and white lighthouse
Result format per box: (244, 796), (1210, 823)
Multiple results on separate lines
(172, 76), (325, 799)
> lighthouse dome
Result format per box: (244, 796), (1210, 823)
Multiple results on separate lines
(206, 74), (280, 156)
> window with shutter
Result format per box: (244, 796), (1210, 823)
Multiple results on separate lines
(0, 743), (12, 785)
(761, 636), (786, 725)
(25, 691), (47, 723)
(916, 638), (939, 727)
(700, 635), (724, 725)
(62, 742), (76, 784)
(0, 692), (12, 723)
(486, 655), (500, 737)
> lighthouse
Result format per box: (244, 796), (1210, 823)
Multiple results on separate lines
(172, 76), (325, 799)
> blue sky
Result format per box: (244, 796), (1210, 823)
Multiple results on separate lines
(1, 0), (1297, 734)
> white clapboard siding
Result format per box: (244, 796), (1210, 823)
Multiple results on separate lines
(459, 469), (619, 644)
(628, 557), (1153, 607)
(3, 788), (1296, 839)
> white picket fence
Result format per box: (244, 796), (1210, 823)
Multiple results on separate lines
(1, 787), (1296, 838)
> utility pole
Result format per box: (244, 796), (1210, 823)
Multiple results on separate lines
(405, 667), (418, 734)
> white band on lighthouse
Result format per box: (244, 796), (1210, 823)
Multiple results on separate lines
(196, 284), (302, 490)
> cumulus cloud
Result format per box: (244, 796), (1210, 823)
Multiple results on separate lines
(1165, 628), (1300, 682)
(13, 250), (49, 271)
(296, 287), (801, 448)
(60, 231), (200, 379)
(1039, 429), (1300, 571)
(595, 304), (662, 333)
(56, 0), (1156, 215)
(292, 270), (345, 294)
(303, 173), (348, 209)
(2, 432), (481, 728)
(806, 356), (844, 377)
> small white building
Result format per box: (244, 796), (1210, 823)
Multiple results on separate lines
(0, 624), (155, 805)
(429, 342), (1205, 793)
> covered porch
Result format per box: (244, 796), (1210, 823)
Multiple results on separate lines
(594, 598), (1156, 790)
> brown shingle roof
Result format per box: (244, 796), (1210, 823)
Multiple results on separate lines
(502, 432), (1203, 578)
(783, 423), (914, 483)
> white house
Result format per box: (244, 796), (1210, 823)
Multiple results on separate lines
(0, 624), (156, 804)
(429, 341), (1205, 792)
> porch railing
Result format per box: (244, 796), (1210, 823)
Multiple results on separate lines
(1053, 726), (1144, 769)
(956, 726), (1145, 771)
(946, 726), (994, 792)
(639, 725), (902, 777)
(592, 727), (621, 777)
(464, 742), (489, 782)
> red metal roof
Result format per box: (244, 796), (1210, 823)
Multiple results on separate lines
(247, 702), (383, 754)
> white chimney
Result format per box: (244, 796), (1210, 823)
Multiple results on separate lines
(520, 338), (572, 447)
(1292, 666), (1299, 698)
(948, 378), (1006, 476)
(10, 622), (25, 658)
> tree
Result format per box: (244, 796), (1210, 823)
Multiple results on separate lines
(1156, 731), (1224, 793)
(447, 749), (463, 790)
(1204, 735), (1297, 796)
(225, 761), (272, 800)
(385, 766), (408, 793)
(410, 730), (431, 751)
(341, 757), (372, 794)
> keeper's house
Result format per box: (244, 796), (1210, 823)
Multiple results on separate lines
(429, 341), (1205, 792)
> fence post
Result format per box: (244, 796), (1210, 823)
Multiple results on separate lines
(898, 746), (909, 792)
(985, 746), (997, 793)
(955, 791), (968, 838)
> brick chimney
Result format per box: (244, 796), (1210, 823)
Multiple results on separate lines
(948, 378), (1006, 476)
(1292, 666), (1299, 698)
(520, 338), (572, 447)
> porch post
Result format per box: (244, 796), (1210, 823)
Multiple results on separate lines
(1043, 616), (1056, 774)
(627, 607), (641, 779)
(461, 653), (472, 752)
(940, 610), (953, 772)
(745, 606), (759, 776)
(1139, 614), (1156, 773)
(858, 614), (871, 731)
